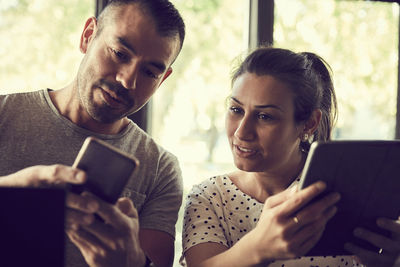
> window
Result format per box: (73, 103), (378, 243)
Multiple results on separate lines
(274, 0), (399, 139)
(150, 1), (248, 264)
(0, 0), (94, 94)
(152, 1), (247, 188)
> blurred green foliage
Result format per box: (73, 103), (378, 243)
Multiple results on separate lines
(0, 0), (94, 92)
(274, 0), (398, 139)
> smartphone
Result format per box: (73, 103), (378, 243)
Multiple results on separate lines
(70, 137), (139, 203)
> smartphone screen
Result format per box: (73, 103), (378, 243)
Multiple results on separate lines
(70, 137), (139, 203)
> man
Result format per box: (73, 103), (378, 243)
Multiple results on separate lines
(0, 0), (185, 266)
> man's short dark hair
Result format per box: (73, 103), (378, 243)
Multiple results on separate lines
(97, 0), (185, 52)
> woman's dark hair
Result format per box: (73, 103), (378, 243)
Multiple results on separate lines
(231, 47), (337, 152)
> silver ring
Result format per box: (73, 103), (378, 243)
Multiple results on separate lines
(379, 248), (383, 254)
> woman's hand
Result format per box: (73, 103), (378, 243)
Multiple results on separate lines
(344, 217), (400, 267)
(249, 181), (340, 263)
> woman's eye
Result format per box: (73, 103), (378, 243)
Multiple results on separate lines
(258, 113), (273, 121)
(229, 106), (242, 114)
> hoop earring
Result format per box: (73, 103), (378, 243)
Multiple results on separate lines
(302, 133), (309, 142)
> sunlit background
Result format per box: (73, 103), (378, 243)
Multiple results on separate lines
(0, 0), (398, 266)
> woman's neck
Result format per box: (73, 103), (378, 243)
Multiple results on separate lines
(229, 152), (306, 203)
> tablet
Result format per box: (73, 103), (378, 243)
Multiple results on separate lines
(71, 137), (139, 203)
(298, 140), (400, 256)
(0, 187), (65, 266)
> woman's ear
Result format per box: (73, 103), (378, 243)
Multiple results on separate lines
(80, 17), (98, 54)
(303, 109), (322, 136)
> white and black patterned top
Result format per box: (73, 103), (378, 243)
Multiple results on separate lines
(181, 175), (364, 267)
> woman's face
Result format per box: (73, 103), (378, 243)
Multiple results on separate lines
(225, 72), (304, 174)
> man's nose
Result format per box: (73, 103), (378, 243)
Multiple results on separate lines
(116, 63), (138, 90)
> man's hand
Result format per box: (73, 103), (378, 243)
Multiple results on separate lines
(0, 164), (86, 187)
(66, 194), (146, 267)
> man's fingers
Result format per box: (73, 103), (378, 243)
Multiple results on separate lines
(116, 197), (138, 218)
(67, 227), (107, 261)
(81, 192), (128, 229)
(81, 221), (123, 250)
(66, 192), (99, 213)
(1, 164), (87, 187)
(32, 164), (86, 185)
(65, 208), (96, 230)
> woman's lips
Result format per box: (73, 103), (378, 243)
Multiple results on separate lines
(234, 145), (258, 157)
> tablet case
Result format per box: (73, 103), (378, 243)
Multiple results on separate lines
(0, 187), (65, 266)
(299, 140), (400, 256)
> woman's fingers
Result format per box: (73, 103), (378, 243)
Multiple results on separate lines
(344, 242), (396, 267)
(344, 218), (400, 267)
(280, 181), (328, 216)
(264, 185), (298, 209)
(353, 227), (400, 253)
(377, 217), (400, 241)
(265, 181), (327, 211)
(290, 192), (340, 227)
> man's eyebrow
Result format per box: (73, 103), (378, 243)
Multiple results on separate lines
(230, 97), (284, 111)
(117, 37), (166, 72)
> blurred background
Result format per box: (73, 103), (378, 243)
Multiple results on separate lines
(0, 0), (399, 265)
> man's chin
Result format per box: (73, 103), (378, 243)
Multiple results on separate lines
(89, 110), (127, 124)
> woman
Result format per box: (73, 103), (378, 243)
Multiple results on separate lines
(181, 47), (400, 266)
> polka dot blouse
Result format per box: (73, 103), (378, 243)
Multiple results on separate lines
(181, 175), (364, 267)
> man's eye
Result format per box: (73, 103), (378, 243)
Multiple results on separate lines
(111, 48), (127, 61)
(142, 68), (157, 79)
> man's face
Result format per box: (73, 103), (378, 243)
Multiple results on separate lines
(77, 4), (179, 124)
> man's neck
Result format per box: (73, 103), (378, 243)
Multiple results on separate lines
(49, 84), (129, 135)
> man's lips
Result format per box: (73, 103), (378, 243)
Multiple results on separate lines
(99, 87), (125, 108)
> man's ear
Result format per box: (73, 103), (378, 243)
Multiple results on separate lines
(158, 67), (173, 86)
(80, 17), (98, 54)
(303, 109), (322, 136)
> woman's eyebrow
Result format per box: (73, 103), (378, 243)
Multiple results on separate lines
(230, 97), (284, 111)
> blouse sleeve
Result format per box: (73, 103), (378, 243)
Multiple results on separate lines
(181, 178), (229, 255)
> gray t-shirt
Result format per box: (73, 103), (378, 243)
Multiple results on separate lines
(0, 89), (183, 266)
